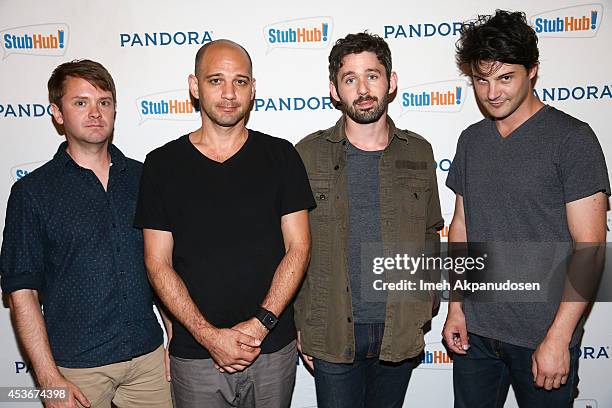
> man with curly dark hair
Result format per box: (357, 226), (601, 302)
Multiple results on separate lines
(444, 10), (609, 408)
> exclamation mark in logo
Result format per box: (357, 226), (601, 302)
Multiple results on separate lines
(591, 10), (598, 29)
(456, 86), (462, 105)
(58, 30), (65, 48)
(322, 23), (328, 41)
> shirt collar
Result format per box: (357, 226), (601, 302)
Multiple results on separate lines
(53, 141), (127, 171)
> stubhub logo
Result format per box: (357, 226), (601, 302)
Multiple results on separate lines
(11, 161), (46, 182)
(1, 23), (69, 59)
(137, 89), (199, 124)
(417, 342), (453, 370)
(400, 79), (468, 114)
(264, 17), (333, 51)
(530, 4), (603, 38)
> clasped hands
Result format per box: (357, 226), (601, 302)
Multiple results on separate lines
(199, 317), (269, 374)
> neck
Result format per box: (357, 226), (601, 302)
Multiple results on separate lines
(193, 119), (247, 149)
(495, 95), (545, 138)
(344, 113), (389, 151)
(65, 140), (111, 170)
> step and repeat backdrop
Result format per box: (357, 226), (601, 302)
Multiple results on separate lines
(0, 0), (611, 407)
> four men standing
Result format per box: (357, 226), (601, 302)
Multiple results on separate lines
(0, 10), (609, 408)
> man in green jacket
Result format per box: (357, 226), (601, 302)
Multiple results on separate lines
(294, 32), (444, 408)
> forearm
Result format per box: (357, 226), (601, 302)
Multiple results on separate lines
(546, 301), (588, 344)
(8, 290), (61, 385)
(145, 257), (214, 342)
(261, 242), (310, 317)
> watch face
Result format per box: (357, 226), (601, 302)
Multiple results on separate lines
(265, 315), (277, 325)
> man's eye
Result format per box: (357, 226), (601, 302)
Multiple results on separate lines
(345, 78), (355, 85)
(210, 79), (221, 85)
(75, 100), (86, 106)
(368, 74), (378, 80)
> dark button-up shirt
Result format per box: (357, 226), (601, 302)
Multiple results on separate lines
(294, 117), (444, 363)
(0, 143), (162, 368)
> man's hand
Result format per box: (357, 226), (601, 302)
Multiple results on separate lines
(202, 327), (261, 373)
(442, 304), (469, 354)
(297, 330), (314, 371)
(39, 374), (90, 408)
(532, 336), (570, 390)
(233, 317), (269, 344)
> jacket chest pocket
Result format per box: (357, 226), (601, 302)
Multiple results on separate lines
(310, 178), (332, 218)
(395, 175), (430, 220)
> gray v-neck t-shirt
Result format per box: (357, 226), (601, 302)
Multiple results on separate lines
(446, 105), (610, 348)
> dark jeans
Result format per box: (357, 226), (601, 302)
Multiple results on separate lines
(453, 332), (580, 408)
(314, 323), (417, 408)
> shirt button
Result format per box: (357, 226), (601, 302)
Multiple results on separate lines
(116, 247), (121, 253)
(123, 294), (128, 300)
(112, 223), (117, 228)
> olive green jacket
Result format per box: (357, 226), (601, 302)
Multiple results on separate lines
(294, 116), (444, 363)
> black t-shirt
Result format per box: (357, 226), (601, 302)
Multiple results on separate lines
(135, 130), (315, 359)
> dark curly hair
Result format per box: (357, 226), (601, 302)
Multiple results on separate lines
(328, 32), (392, 87)
(456, 10), (539, 76)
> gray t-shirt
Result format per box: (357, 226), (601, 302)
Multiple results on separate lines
(446, 105), (610, 349)
(346, 142), (386, 323)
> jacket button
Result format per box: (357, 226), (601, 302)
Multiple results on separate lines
(334, 165), (339, 170)
(347, 317), (352, 323)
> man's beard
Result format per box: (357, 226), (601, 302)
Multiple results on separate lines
(344, 94), (389, 124)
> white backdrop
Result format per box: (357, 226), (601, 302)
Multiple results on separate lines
(0, 1), (610, 406)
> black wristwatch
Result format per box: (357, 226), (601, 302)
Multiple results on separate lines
(254, 307), (278, 330)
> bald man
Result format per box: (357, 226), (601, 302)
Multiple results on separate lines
(135, 40), (315, 407)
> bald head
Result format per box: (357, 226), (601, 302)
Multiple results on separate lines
(194, 39), (253, 78)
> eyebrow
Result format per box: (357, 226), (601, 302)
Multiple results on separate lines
(70, 95), (113, 100)
(205, 73), (251, 80)
(473, 71), (516, 80)
(340, 68), (382, 79)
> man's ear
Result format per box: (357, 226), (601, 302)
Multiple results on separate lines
(329, 81), (340, 103)
(50, 103), (64, 125)
(389, 71), (398, 95)
(188, 74), (199, 100)
(528, 63), (539, 81)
